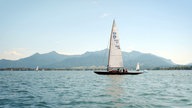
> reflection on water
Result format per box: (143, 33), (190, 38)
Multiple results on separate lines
(106, 75), (126, 107)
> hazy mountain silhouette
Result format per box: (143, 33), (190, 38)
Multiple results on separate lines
(0, 49), (175, 69)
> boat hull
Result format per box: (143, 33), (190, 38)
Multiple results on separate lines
(94, 71), (143, 75)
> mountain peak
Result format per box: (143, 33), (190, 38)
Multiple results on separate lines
(130, 50), (142, 54)
(49, 51), (58, 54)
(84, 49), (108, 55)
(33, 52), (40, 56)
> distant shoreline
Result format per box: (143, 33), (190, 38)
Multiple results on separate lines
(0, 66), (192, 71)
(0, 68), (106, 71)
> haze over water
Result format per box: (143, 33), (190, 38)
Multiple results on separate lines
(0, 70), (192, 107)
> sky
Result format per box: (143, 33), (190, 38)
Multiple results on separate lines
(0, 0), (192, 64)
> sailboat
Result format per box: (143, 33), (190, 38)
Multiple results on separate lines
(136, 62), (140, 71)
(35, 66), (39, 71)
(132, 62), (144, 72)
(94, 20), (143, 75)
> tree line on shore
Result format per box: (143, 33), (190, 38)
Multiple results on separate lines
(152, 65), (192, 70)
(0, 65), (192, 71)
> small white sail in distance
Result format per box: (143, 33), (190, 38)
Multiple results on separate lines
(136, 63), (140, 71)
(35, 66), (39, 71)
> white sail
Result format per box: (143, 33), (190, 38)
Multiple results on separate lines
(136, 63), (140, 71)
(36, 66), (39, 71)
(108, 20), (124, 70)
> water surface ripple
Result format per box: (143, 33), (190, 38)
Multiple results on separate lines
(0, 70), (192, 108)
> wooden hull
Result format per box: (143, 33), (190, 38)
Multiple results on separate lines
(94, 71), (143, 75)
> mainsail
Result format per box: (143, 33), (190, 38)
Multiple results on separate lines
(108, 20), (124, 71)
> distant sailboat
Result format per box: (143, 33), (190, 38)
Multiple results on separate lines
(134, 62), (144, 73)
(35, 66), (39, 71)
(136, 62), (140, 71)
(94, 20), (143, 75)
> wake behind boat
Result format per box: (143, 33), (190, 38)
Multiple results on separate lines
(94, 20), (143, 75)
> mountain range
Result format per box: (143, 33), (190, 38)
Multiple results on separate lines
(187, 62), (192, 65)
(0, 49), (176, 69)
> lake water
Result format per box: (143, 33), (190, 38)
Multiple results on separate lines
(0, 70), (192, 108)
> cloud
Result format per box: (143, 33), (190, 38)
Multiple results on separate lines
(0, 48), (28, 60)
(100, 13), (111, 18)
(10, 51), (23, 56)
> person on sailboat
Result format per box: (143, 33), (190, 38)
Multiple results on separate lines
(123, 68), (128, 73)
(117, 68), (120, 72)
